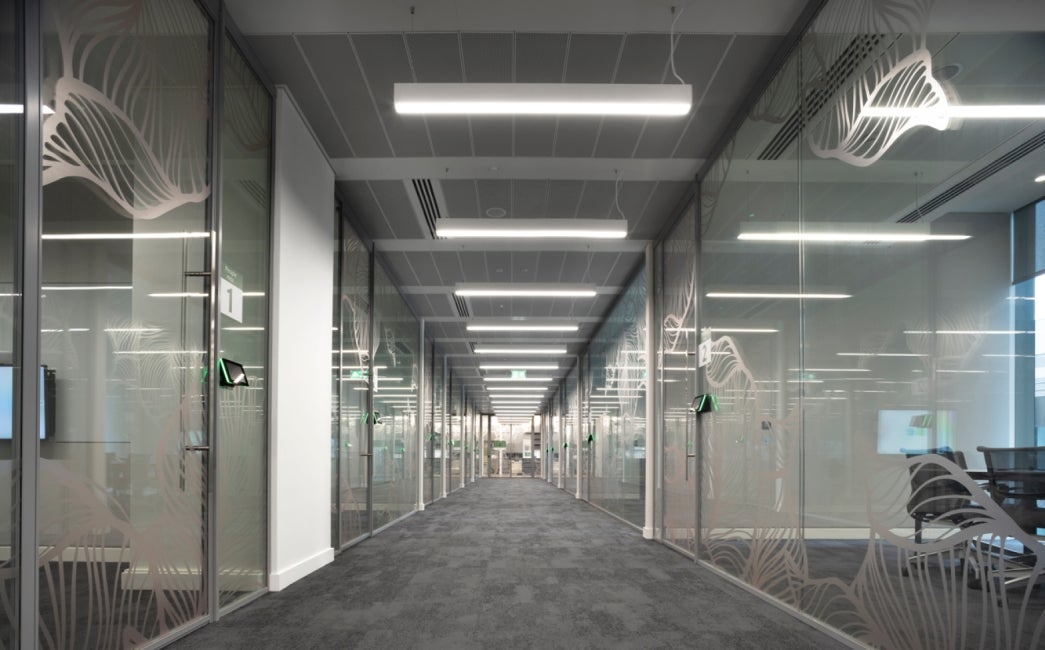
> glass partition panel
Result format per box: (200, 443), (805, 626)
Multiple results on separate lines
(693, 1), (1045, 647)
(697, 36), (803, 579)
(0, 0), (19, 641)
(333, 220), (370, 546)
(589, 268), (647, 527)
(563, 371), (576, 495)
(658, 205), (701, 553)
(423, 339), (434, 503)
(217, 32), (271, 609)
(448, 375), (460, 492)
(372, 262), (418, 527)
(38, 0), (213, 643)
(433, 350), (444, 496)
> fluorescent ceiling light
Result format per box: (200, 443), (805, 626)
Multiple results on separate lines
(480, 364), (558, 370)
(104, 327), (161, 333)
(862, 104), (1045, 119)
(738, 222), (968, 243)
(709, 328), (780, 333)
(43, 231), (210, 240)
(437, 218), (626, 239)
(467, 322), (578, 332)
(1035, 174), (1045, 183)
(474, 346), (567, 355)
(394, 83), (692, 116)
(0, 104), (54, 114)
(484, 377), (555, 382)
(148, 292), (207, 298)
(485, 387), (551, 392)
(706, 292), (850, 300)
(223, 326), (265, 331)
(789, 368), (870, 373)
(837, 352), (927, 357)
(903, 329), (1029, 335)
(456, 283), (596, 298)
(43, 285), (132, 291)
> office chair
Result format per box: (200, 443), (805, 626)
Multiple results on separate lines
(901, 448), (980, 579)
(975, 446), (1045, 589)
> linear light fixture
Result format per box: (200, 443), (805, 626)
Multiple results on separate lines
(394, 83), (692, 116)
(837, 352), (927, 358)
(437, 218), (627, 239)
(0, 104), (54, 114)
(43, 285), (132, 291)
(862, 104), (1045, 120)
(43, 231), (210, 240)
(148, 292), (208, 298)
(709, 327), (780, 333)
(467, 322), (579, 332)
(479, 364), (558, 370)
(485, 387), (552, 393)
(484, 377), (555, 382)
(474, 346), (567, 355)
(738, 222), (969, 243)
(456, 283), (596, 298)
(706, 292), (850, 300)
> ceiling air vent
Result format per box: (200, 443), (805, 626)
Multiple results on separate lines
(897, 129), (1045, 223)
(758, 34), (884, 161)
(453, 295), (470, 318)
(411, 179), (441, 238)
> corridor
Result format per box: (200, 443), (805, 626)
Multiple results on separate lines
(173, 480), (839, 649)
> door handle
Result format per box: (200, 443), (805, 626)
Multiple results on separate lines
(184, 445), (210, 452)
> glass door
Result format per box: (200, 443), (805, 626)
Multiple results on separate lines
(36, 2), (215, 643)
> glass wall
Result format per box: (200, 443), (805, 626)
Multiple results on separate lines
(332, 217), (371, 547)
(563, 368), (578, 495)
(372, 262), (419, 528)
(0, 0), (19, 641)
(217, 32), (272, 610)
(423, 339), (435, 504)
(694, 1), (1045, 646)
(37, 0), (213, 644)
(657, 206), (699, 553)
(587, 268), (647, 527)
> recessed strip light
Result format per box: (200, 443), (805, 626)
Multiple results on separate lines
(788, 368), (870, 373)
(394, 83), (692, 116)
(467, 322), (578, 332)
(862, 104), (1045, 120)
(223, 326), (265, 331)
(437, 218), (626, 239)
(43, 231), (210, 240)
(456, 283), (596, 298)
(485, 387), (552, 392)
(904, 329), (1029, 335)
(149, 292), (208, 298)
(1035, 174), (1045, 183)
(474, 346), (567, 355)
(706, 292), (850, 300)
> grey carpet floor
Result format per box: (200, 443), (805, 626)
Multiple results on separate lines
(172, 479), (841, 649)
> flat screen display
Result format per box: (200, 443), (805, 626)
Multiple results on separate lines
(876, 409), (955, 454)
(0, 366), (51, 439)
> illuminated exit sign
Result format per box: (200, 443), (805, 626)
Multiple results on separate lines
(511, 370), (527, 379)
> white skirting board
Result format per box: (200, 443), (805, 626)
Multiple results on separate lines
(269, 547), (335, 591)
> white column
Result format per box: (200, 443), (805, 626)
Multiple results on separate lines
(440, 356), (448, 499)
(643, 242), (656, 539)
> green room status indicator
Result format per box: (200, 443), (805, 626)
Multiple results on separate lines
(349, 369), (364, 379)
(511, 369), (527, 379)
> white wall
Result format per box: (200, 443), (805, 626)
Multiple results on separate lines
(269, 87), (334, 590)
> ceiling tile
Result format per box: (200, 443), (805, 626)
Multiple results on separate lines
(246, 35), (354, 157)
(351, 33), (433, 157)
(441, 179), (481, 219)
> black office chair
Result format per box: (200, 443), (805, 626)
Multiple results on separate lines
(901, 448), (979, 577)
(975, 445), (1045, 589)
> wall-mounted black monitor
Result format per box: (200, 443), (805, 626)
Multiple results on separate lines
(0, 365), (56, 439)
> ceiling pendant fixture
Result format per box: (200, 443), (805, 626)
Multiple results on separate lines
(394, 83), (692, 116)
(436, 218), (627, 239)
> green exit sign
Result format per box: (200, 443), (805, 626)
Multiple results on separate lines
(349, 369), (365, 379)
(511, 370), (527, 379)
(492, 440), (507, 448)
